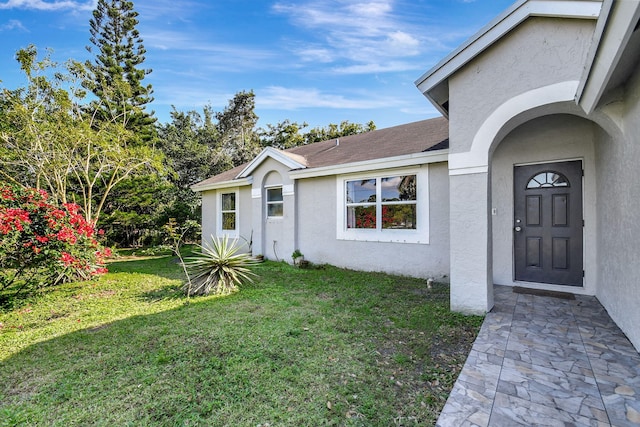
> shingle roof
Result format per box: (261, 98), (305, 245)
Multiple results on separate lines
(192, 116), (448, 190)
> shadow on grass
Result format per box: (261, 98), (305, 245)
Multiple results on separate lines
(1, 261), (482, 426)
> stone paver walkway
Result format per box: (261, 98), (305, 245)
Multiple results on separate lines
(437, 285), (640, 426)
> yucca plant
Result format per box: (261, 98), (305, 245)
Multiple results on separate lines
(184, 235), (258, 296)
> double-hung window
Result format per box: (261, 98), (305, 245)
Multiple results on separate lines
(266, 186), (283, 217)
(218, 190), (238, 236)
(338, 168), (428, 243)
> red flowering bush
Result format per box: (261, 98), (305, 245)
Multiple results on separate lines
(0, 184), (110, 303)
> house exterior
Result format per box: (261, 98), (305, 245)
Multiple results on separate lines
(191, 118), (452, 280)
(194, 0), (640, 351)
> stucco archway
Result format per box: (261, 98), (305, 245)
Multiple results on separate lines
(484, 89), (624, 296)
(449, 81), (623, 175)
(448, 82), (623, 314)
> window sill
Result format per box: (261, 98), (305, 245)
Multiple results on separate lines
(337, 230), (429, 244)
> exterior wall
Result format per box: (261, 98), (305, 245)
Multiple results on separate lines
(594, 68), (640, 350)
(445, 16), (596, 314)
(200, 190), (217, 244)
(295, 162), (450, 279)
(249, 157), (297, 261)
(491, 115), (597, 294)
(449, 17), (596, 154)
(449, 171), (493, 314)
(200, 186), (252, 251)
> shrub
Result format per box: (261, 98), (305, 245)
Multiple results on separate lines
(185, 235), (258, 296)
(0, 185), (110, 304)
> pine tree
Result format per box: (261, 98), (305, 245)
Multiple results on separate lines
(216, 91), (262, 165)
(85, 0), (155, 142)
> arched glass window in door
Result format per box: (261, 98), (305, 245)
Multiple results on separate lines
(526, 171), (570, 189)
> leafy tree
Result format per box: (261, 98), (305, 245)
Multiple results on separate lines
(84, 0), (155, 142)
(159, 106), (231, 191)
(0, 46), (162, 226)
(304, 120), (376, 144)
(98, 174), (171, 246)
(259, 119), (376, 150)
(216, 90), (261, 165)
(156, 106), (232, 238)
(259, 119), (308, 150)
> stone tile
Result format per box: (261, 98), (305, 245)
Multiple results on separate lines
(490, 391), (607, 426)
(436, 285), (640, 427)
(436, 388), (492, 427)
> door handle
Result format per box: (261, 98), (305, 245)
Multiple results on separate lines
(515, 226), (522, 232)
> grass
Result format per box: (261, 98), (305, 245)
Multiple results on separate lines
(0, 253), (483, 426)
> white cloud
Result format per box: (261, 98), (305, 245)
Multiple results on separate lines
(332, 60), (421, 75)
(0, 0), (95, 11)
(0, 19), (28, 31)
(294, 46), (335, 64)
(256, 85), (403, 110)
(271, 0), (436, 74)
(387, 31), (419, 52)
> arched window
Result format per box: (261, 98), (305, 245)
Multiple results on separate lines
(526, 171), (570, 189)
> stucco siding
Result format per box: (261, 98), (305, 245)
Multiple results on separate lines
(237, 189), (253, 248)
(491, 115), (597, 294)
(200, 190), (217, 244)
(448, 17), (596, 154)
(199, 186), (252, 251)
(449, 171), (493, 314)
(249, 157), (297, 261)
(295, 163), (450, 279)
(595, 68), (640, 351)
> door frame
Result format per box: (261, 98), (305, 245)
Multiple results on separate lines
(512, 158), (585, 287)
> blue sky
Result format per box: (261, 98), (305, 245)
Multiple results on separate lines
(0, 0), (514, 130)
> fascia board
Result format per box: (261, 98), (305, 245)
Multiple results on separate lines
(190, 177), (252, 193)
(236, 147), (306, 179)
(577, 1), (640, 114)
(289, 150), (449, 180)
(415, 0), (602, 97)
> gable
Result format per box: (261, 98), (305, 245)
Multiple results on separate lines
(415, 0), (602, 117)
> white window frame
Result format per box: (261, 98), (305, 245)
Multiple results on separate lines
(265, 185), (284, 218)
(217, 188), (239, 237)
(336, 167), (429, 244)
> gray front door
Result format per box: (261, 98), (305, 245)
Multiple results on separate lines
(514, 161), (583, 286)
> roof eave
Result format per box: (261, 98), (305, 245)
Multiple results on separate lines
(190, 177), (253, 193)
(289, 149), (449, 180)
(577, 0), (640, 114)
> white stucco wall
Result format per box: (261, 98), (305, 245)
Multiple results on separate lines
(594, 67), (640, 351)
(449, 17), (596, 154)
(491, 115), (598, 294)
(200, 190), (217, 243)
(449, 171), (493, 314)
(445, 16), (596, 314)
(295, 162), (450, 279)
(200, 186), (252, 250)
(249, 157), (297, 261)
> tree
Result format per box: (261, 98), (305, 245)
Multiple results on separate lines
(159, 106), (231, 192)
(258, 119), (377, 150)
(304, 120), (376, 144)
(0, 46), (162, 226)
(156, 106), (232, 238)
(259, 119), (308, 150)
(84, 0), (155, 142)
(216, 90), (261, 165)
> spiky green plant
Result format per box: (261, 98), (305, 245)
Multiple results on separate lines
(185, 235), (258, 296)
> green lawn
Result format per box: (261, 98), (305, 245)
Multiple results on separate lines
(0, 254), (483, 426)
